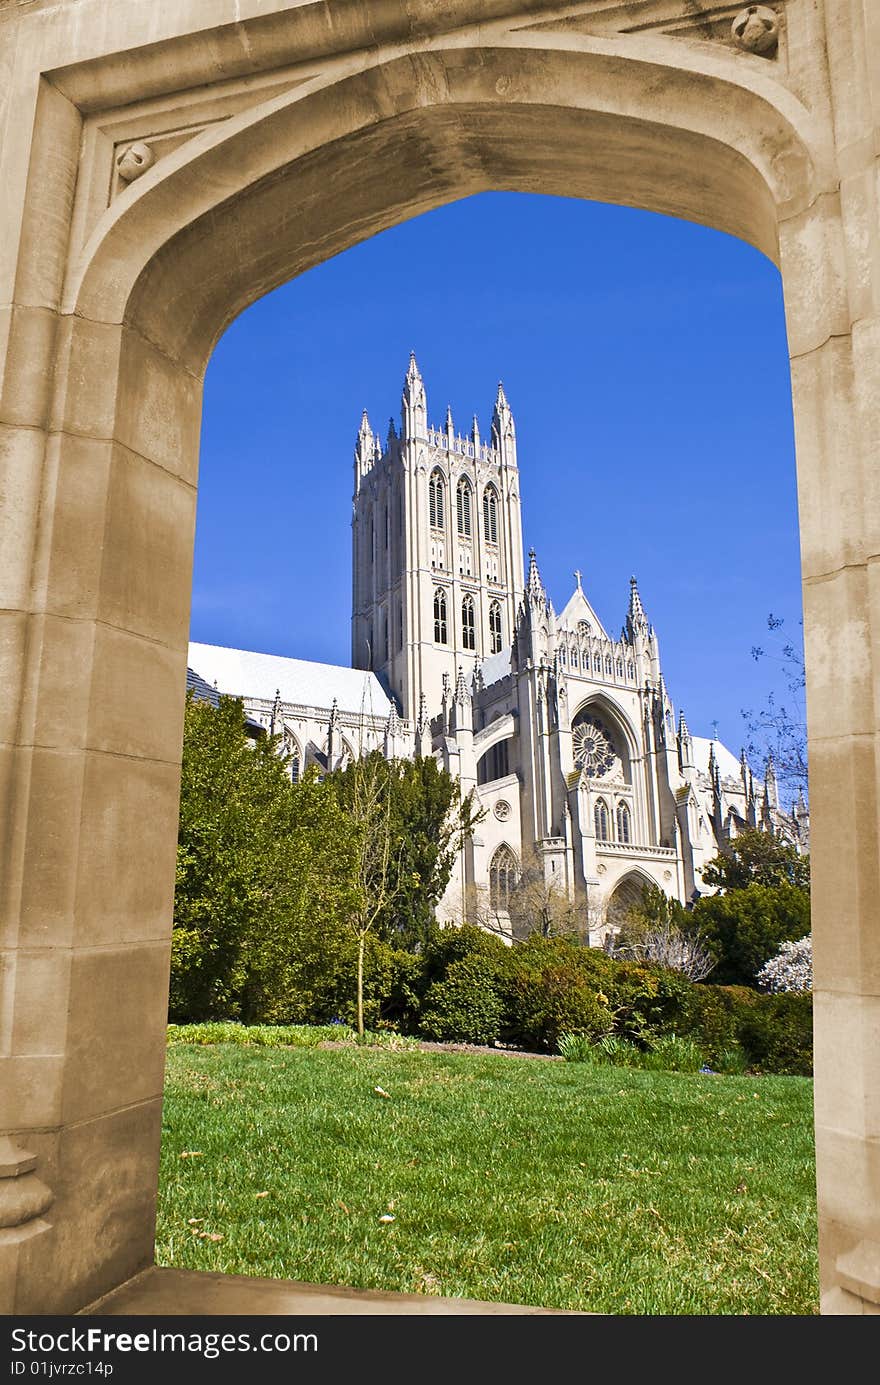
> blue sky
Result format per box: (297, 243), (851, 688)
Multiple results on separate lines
(193, 191), (803, 757)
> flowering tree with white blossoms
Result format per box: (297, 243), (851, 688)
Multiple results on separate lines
(756, 935), (813, 993)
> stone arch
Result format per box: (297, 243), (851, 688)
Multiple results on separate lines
(570, 695), (639, 781)
(605, 869), (657, 932)
(0, 0), (873, 1317)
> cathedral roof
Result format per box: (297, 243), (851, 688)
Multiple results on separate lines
(691, 736), (742, 782)
(477, 647), (513, 687)
(556, 584), (609, 640)
(188, 642), (395, 720)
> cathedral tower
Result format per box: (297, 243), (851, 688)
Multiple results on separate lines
(352, 354), (526, 720)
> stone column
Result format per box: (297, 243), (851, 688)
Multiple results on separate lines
(780, 0), (880, 1315)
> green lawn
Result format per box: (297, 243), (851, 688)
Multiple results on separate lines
(158, 1041), (819, 1315)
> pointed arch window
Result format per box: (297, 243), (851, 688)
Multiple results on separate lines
(595, 799), (610, 841)
(605, 655), (613, 675)
(456, 478), (473, 537)
(489, 844), (518, 911)
(616, 657), (624, 677)
(483, 486), (498, 545)
(616, 802), (631, 844)
(489, 600), (503, 654)
(283, 734), (301, 785)
(429, 470), (445, 530)
(433, 588), (448, 645)
(461, 593), (476, 651)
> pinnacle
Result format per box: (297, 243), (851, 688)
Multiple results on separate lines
(527, 547), (544, 597)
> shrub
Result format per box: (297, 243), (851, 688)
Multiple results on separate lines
(736, 992), (813, 1075)
(640, 1034), (705, 1073)
(165, 1021), (419, 1049)
(557, 1032), (601, 1063)
(503, 963), (613, 1051)
(692, 882), (811, 986)
(716, 1045), (750, 1075)
(419, 954), (505, 1045)
(757, 936), (813, 994)
(594, 1034), (641, 1067)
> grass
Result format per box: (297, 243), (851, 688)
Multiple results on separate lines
(158, 1039), (819, 1315)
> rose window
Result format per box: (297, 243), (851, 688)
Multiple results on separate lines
(572, 715), (615, 777)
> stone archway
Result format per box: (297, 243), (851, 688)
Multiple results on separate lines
(605, 872), (655, 933)
(1, 0), (877, 1316)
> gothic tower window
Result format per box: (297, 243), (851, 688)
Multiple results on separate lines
(616, 657), (624, 677)
(397, 602), (404, 652)
(462, 594), (476, 651)
(483, 485), (498, 545)
(433, 587), (448, 645)
(605, 655), (613, 675)
(456, 479), (472, 537)
(595, 799), (610, 841)
(489, 600), (503, 654)
(429, 470), (445, 530)
(616, 801), (631, 844)
(489, 844), (518, 911)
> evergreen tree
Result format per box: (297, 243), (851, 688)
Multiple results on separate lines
(700, 827), (810, 891)
(171, 693), (356, 1022)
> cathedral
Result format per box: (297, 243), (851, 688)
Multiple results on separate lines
(189, 354), (808, 944)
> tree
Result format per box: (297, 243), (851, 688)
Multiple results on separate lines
(171, 692), (356, 1022)
(700, 826), (810, 892)
(332, 749), (401, 1040)
(605, 885), (716, 981)
(328, 752), (483, 949)
(757, 936), (813, 993)
(691, 881), (811, 986)
(506, 848), (583, 941)
(742, 613), (808, 805)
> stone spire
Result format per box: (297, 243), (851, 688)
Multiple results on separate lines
(764, 751), (780, 812)
(383, 701), (400, 757)
(491, 380), (516, 464)
(326, 697), (340, 766)
(626, 574), (650, 641)
(354, 409), (374, 483)
(526, 547), (546, 602)
(470, 413), (480, 450)
(678, 709), (694, 771)
(270, 687), (282, 736)
(401, 350), (427, 437)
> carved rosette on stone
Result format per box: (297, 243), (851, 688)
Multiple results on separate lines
(0, 1137), (53, 1314)
(731, 6), (780, 55)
